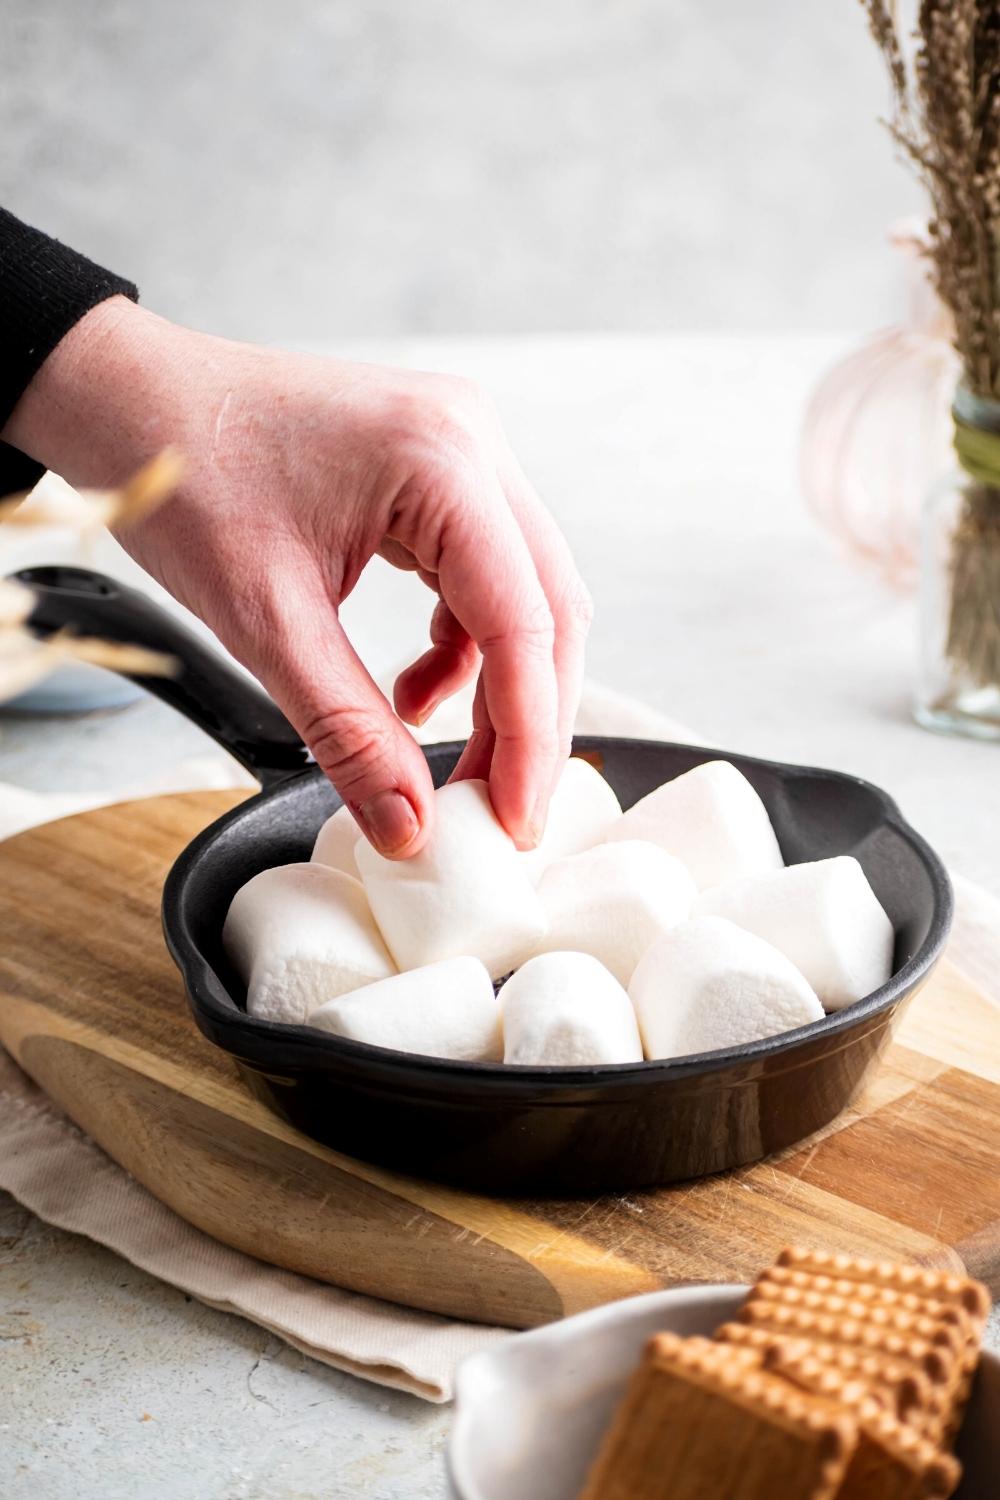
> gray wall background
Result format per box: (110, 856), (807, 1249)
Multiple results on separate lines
(2, 0), (921, 343)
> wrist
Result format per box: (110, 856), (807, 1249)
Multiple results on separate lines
(1, 297), (182, 488)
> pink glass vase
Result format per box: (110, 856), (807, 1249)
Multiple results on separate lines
(799, 223), (960, 591)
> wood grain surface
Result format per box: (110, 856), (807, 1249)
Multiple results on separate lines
(1, 791), (998, 1329)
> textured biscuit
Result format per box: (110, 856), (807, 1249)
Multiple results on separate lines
(581, 1254), (986, 1498)
(838, 1414), (962, 1500)
(764, 1353), (961, 1499)
(713, 1323), (954, 1440)
(816, 1387), (960, 1497)
(762, 1342), (926, 1426)
(714, 1321), (944, 1377)
(765, 1249), (989, 1448)
(756, 1268), (974, 1339)
(743, 1284), (967, 1359)
(773, 1250), (989, 1324)
(704, 1338), (767, 1371)
(575, 1331), (856, 1500)
(738, 1296), (965, 1366)
(934, 1368), (976, 1448)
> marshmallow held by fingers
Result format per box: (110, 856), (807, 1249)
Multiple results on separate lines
(629, 917), (823, 1060)
(502, 952), (644, 1065)
(533, 840), (696, 985)
(309, 956), (501, 1062)
(354, 779), (547, 977)
(223, 863), (395, 1025)
(695, 856), (895, 1011)
(606, 760), (784, 891)
(311, 803), (360, 877)
(521, 757), (622, 882)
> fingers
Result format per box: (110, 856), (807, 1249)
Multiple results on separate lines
(396, 469), (560, 848)
(394, 598), (480, 726)
(380, 538), (481, 727)
(446, 517), (559, 844)
(248, 565), (437, 859)
(374, 384), (590, 850)
(449, 670), (496, 783)
(498, 460), (593, 778)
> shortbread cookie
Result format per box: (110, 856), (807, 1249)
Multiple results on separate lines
(758, 1266), (980, 1337)
(714, 1323), (953, 1440)
(735, 1294), (970, 1428)
(762, 1342), (925, 1427)
(839, 1411), (962, 1500)
(760, 1339), (961, 1447)
(739, 1295), (967, 1365)
(762, 1350), (961, 1499)
(744, 1284), (968, 1359)
(581, 1252), (986, 1500)
(768, 1250), (988, 1442)
(773, 1250), (989, 1326)
(576, 1331), (856, 1500)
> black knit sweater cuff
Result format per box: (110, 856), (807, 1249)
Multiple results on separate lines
(0, 207), (138, 495)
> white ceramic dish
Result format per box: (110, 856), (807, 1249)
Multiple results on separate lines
(448, 1284), (1000, 1500)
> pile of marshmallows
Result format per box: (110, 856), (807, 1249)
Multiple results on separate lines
(223, 759), (895, 1067)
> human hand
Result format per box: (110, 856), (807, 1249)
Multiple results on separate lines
(3, 298), (592, 857)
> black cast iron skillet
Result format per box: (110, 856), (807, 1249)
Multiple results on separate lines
(19, 565), (954, 1197)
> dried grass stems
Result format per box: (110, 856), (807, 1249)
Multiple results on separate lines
(0, 451), (183, 701)
(864, 0), (1000, 697)
(864, 0), (1000, 395)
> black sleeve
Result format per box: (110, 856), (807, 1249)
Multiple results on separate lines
(0, 208), (138, 496)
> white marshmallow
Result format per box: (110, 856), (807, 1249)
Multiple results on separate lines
(354, 779), (547, 978)
(311, 803), (360, 877)
(629, 916), (823, 1060)
(694, 855), (895, 1011)
(521, 757), (622, 881)
(223, 863), (395, 1025)
(533, 840), (696, 985)
(308, 956), (501, 1062)
(501, 952), (644, 1066)
(606, 760), (783, 891)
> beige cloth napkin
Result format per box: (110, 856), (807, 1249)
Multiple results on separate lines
(0, 679), (997, 1402)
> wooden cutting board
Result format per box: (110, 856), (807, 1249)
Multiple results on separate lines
(1, 791), (999, 1330)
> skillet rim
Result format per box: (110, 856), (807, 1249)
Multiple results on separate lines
(162, 736), (954, 1090)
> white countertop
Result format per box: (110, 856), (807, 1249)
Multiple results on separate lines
(2, 334), (997, 1499)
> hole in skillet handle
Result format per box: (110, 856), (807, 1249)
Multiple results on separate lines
(14, 564), (312, 788)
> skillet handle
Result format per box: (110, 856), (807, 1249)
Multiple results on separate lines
(14, 565), (311, 788)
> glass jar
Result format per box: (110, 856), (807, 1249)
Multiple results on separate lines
(916, 385), (1000, 739)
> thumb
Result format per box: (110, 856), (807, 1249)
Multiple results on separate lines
(253, 584), (436, 859)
